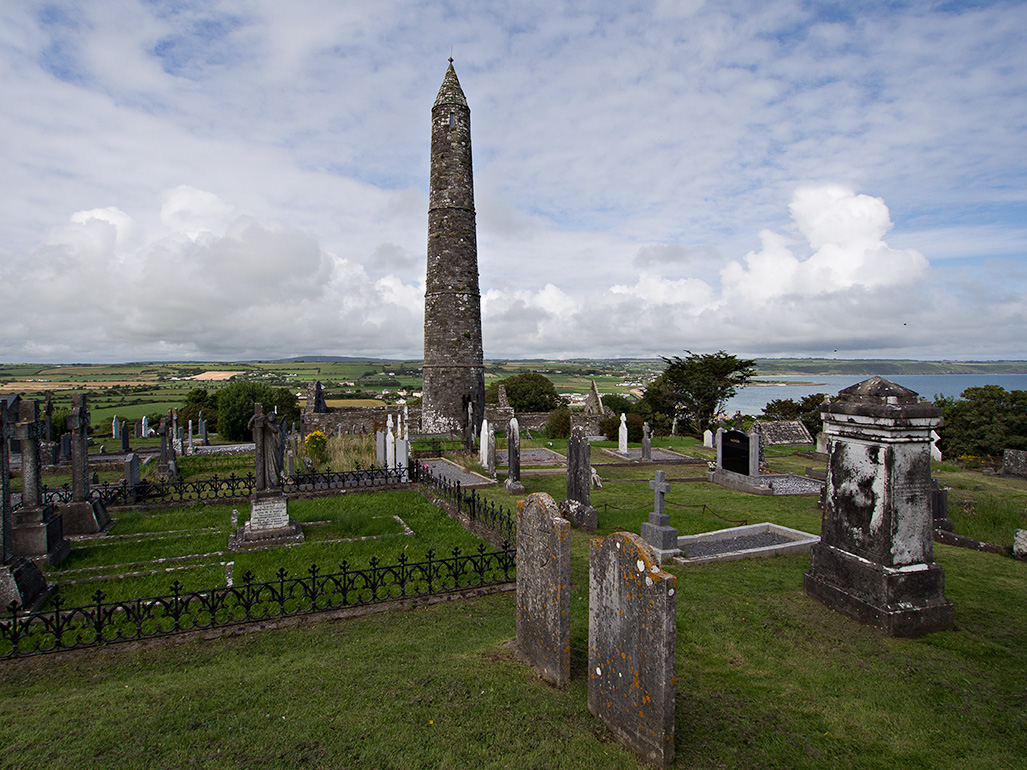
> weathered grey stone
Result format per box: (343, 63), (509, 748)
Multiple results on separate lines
(1003, 448), (1027, 479)
(486, 424), (496, 478)
(753, 420), (813, 446)
(566, 426), (592, 507)
(306, 381), (328, 414)
(588, 532), (676, 768)
(804, 377), (953, 637)
(559, 498), (597, 531)
(124, 453), (140, 500)
(11, 400), (70, 566)
(641, 422), (652, 462)
(249, 403), (283, 492)
(640, 470), (680, 563)
(376, 430), (386, 466)
(421, 61), (485, 435)
(478, 418), (489, 466)
(515, 492), (570, 686)
(584, 380), (610, 417)
(61, 394), (111, 535)
(618, 413), (628, 454)
(120, 423), (130, 453)
(505, 417), (524, 494)
(1013, 529), (1027, 561)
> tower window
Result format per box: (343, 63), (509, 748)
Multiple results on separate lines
(449, 113), (455, 128)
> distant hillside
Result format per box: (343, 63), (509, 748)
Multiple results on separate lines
(752, 359), (1027, 376)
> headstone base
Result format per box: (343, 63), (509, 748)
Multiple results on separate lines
(0, 558), (51, 611)
(228, 492), (304, 550)
(559, 498), (598, 530)
(61, 499), (112, 536)
(12, 505), (71, 566)
(504, 478), (525, 494)
(803, 543), (954, 637)
(1013, 529), (1027, 561)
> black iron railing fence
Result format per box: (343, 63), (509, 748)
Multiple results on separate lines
(412, 462), (517, 544)
(1, 543), (515, 659)
(33, 465), (411, 508)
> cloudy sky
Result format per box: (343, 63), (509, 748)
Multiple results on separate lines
(1, 1), (1025, 363)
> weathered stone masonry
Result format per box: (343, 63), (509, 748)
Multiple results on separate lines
(422, 61), (486, 436)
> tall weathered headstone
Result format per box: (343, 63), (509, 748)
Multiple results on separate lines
(230, 403), (303, 550)
(504, 417), (525, 494)
(1, 401), (50, 610)
(589, 532), (676, 768)
(11, 400), (70, 565)
(804, 377), (953, 637)
(61, 394), (111, 535)
(124, 452), (140, 504)
(514, 493), (570, 686)
(640, 470), (680, 563)
(141, 414), (149, 439)
(111, 414), (120, 439)
(478, 418), (489, 467)
(375, 430), (386, 466)
(618, 413), (628, 455)
(421, 60), (485, 435)
(561, 426), (597, 530)
(386, 415), (397, 468)
(486, 423), (497, 478)
(641, 422), (652, 462)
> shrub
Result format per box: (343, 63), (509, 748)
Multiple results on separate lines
(546, 407), (571, 438)
(304, 431), (328, 467)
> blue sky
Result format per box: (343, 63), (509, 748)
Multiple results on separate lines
(1, 0), (1024, 362)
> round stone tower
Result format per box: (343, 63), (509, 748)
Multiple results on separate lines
(421, 60), (485, 435)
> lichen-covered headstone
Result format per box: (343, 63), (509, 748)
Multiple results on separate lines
(61, 394), (111, 535)
(588, 532), (676, 768)
(804, 377), (953, 637)
(515, 492), (570, 686)
(641, 422), (652, 462)
(564, 426), (597, 529)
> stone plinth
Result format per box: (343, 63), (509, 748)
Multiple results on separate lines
(12, 400), (70, 565)
(589, 532), (676, 768)
(62, 394), (111, 535)
(229, 491), (304, 551)
(514, 493), (570, 686)
(0, 557), (50, 611)
(640, 471), (680, 564)
(804, 377), (953, 637)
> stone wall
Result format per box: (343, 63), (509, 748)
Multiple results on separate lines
(302, 406), (417, 437)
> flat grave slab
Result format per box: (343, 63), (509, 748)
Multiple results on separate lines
(600, 447), (699, 462)
(497, 447), (566, 465)
(676, 522), (819, 564)
(420, 457), (495, 487)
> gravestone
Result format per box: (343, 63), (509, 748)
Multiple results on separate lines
(748, 429), (761, 477)
(562, 426), (597, 530)
(124, 453), (140, 504)
(618, 413), (628, 454)
(931, 479), (952, 531)
(465, 401), (475, 449)
(1014, 529), (1027, 561)
(61, 394), (111, 535)
(11, 400), (70, 565)
(498, 384), (510, 409)
(641, 422), (652, 462)
(640, 470), (680, 563)
(514, 492), (570, 686)
(386, 418), (396, 469)
(703, 429), (713, 448)
(187, 419), (194, 455)
(720, 429), (750, 475)
(0, 400), (50, 610)
(141, 415), (149, 438)
(505, 417), (525, 494)
(478, 418), (489, 467)
(804, 377), (953, 637)
(286, 450), (295, 477)
(44, 393), (53, 443)
(671, 416), (678, 436)
(111, 414), (119, 439)
(119, 423), (129, 453)
(396, 435), (410, 481)
(1003, 449), (1027, 479)
(60, 432), (72, 461)
(486, 424), (497, 478)
(229, 403), (303, 550)
(589, 532), (676, 768)
(375, 430), (386, 466)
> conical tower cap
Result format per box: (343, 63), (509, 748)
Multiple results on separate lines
(434, 60), (468, 109)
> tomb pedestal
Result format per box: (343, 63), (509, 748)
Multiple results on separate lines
(229, 491), (304, 550)
(12, 504), (70, 566)
(61, 499), (111, 536)
(0, 558), (50, 611)
(803, 377), (953, 637)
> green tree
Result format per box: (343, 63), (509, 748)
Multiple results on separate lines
(216, 382), (277, 442)
(640, 350), (757, 436)
(601, 393), (636, 417)
(761, 393), (832, 440)
(935, 386), (1027, 458)
(484, 372), (564, 412)
(545, 407), (571, 439)
(601, 412), (645, 442)
(178, 388), (217, 432)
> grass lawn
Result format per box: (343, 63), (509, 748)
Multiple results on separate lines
(2, 458), (1025, 769)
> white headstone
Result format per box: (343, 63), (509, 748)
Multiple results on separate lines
(111, 414), (119, 439)
(930, 430), (942, 462)
(618, 413), (628, 454)
(479, 419), (489, 466)
(703, 429), (713, 448)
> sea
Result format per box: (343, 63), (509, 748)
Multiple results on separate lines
(725, 374), (1027, 416)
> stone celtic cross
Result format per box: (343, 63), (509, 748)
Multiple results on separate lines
(650, 470), (670, 516)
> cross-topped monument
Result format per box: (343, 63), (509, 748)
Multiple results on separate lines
(61, 394), (111, 535)
(11, 400), (69, 565)
(640, 470), (680, 564)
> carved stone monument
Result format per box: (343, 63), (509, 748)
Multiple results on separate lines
(618, 413), (628, 454)
(11, 400), (70, 565)
(504, 417), (525, 494)
(561, 426), (597, 530)
(61, 395), (111, 535)
(1, 400), (51, 610)
(589, 532), (676, 768)
(640, 470), (680, 563)
(804, 377), (953, 637)
(229, 403), (303, 550)
(641, 421), (652, 462)
(514, 493), (570, 686)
